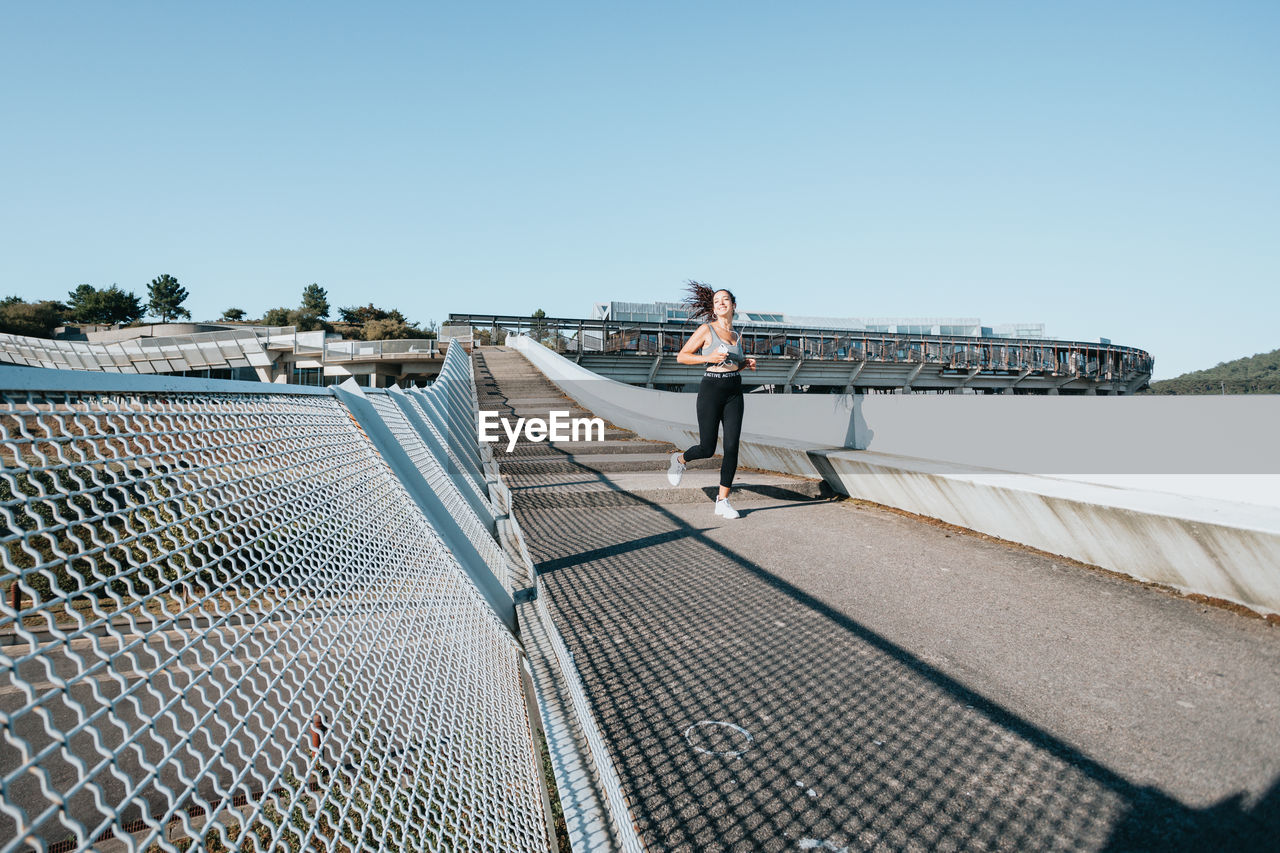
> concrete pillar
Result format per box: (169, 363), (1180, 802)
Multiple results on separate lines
(784, 358), (804, 393)
(645, 355), (662, 389)
(902, 362), (924, 393)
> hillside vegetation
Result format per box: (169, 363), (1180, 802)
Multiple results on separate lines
(1146, 347), (1280, 394)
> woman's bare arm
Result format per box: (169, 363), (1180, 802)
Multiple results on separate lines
(676, 325), (724, 366)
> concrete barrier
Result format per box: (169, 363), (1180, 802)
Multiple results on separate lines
(509, 335), (1280, 616)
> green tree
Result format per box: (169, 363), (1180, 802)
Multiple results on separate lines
(333, 303), (422, 340)
(260, 306), (329, 332)
(530, 308), (548, 343)
(337, 304), (405, 325)
(146, 274), (191, 322)
(260, 307), (292, 326)
(100, 285), (145, 324)
(1145, 347), (1280, 395)
(66, 284), (144, 325)
(219, 307), (246, 322)
(65, 285), (97, 323)
(0, 297), (66, 337)
(301, 283), (330, 319)
(292, 310), (327, 332)
(362, 317), (424, 341)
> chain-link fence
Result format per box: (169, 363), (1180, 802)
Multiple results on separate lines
(0, 345), (551, 852)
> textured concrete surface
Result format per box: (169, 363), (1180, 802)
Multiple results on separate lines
(476, 346), (1280, 852)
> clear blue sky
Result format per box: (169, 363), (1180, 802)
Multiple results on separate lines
(2, 1), (1276, 380)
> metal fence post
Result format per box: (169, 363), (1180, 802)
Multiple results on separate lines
(387, 386), (498, 533)
(331, 382), (516, 635)
(411, 388), (490, 492)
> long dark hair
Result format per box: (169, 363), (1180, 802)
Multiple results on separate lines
(682, 281), (736, 324)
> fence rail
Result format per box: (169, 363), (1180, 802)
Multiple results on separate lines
(449, 313), (1154, 384)
(323, 340), (441, 361)
(0, 344), (552, 851)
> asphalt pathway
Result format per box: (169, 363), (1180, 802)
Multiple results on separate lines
(475, 346), (1280, 852)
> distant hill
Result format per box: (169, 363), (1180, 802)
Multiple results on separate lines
(1145, 347), (1280, 394)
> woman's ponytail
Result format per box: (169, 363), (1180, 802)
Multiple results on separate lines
(682, 281), (734, 323)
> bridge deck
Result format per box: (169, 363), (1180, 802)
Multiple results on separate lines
(475, 347), (1279, 852)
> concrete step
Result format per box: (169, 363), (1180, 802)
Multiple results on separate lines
(476, 374), (556, 383)
(499, 452), (718, 475)
(481, 396), (585, 407)
(475, 359), (540, 367)
(496, 428), (636, 445)
(477, 389), (568, 401)
(480, 403), (598, 419)
(476, 380), (556, 388)
(494, 439), (671, 457)
(478, 345), (828, 505)
(476, 380), (567, 389)
(506, 468), (830, 508)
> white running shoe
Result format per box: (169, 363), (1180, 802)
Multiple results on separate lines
(666, 452), (686, 486)
(715, 498), (740, 519)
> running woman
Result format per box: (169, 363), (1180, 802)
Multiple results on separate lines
(665, 282), (757, 519)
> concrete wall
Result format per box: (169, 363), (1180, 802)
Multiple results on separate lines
(75, 324), (240, 343)
(511, 337), (1280, 476)
(510, 335), (1280, 616)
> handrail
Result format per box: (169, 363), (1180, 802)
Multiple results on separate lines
(450, 313), (1154, 381)
(323, 339), (440, 360)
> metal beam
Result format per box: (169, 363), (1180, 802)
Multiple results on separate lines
(999, 367), (1034, 394)
(902, 362), (924, 392)
(452, 312), (1150, 361)
(424, 381), (481, 469)
(410, 389), (490, 492)
(955, 367), (981, 389)
(842, 361), (865, 394)
(645, 355), (663, 388)
(333, 382), (516, 635)
(387, 386), (498, 533)
(783, 358), (804, 393)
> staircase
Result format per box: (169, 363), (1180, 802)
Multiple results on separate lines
(472, 346), (828, 510)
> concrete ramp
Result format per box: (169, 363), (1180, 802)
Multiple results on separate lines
(478, 345), (1280, 852)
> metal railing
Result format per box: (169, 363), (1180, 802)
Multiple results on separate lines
(449, 313), (1155, 382)
(437, 327), (473, 346)
(0, 344), (550, 851)
(322, 340), (442, 361)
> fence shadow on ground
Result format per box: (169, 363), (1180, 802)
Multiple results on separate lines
(505, 446), (1278, 852)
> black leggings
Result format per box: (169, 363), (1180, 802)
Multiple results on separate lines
(683, 373), (744, 488)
